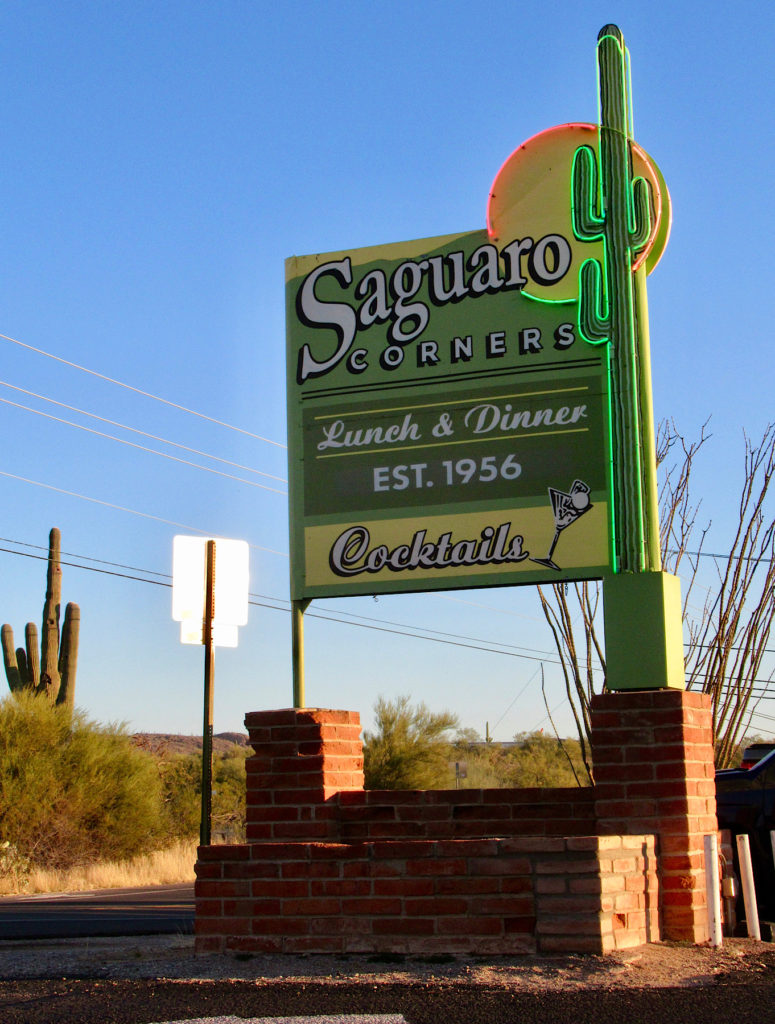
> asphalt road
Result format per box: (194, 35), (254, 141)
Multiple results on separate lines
(0, 883), (194, 939)
(1, 978), (773, 1024)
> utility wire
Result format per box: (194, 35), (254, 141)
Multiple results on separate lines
(301, 606), (561, 662)
(0, 380), (286, 483)
(317, 605), (563, 662)
(0, 536), (174, 579)
(747, 709), (775, 724)
(0, 470), (288, 556)
(0, 540), (562, 664)
(1, 339), (769, 560)
(8, 534), (553, 657)
(2, 478), (771, 681)
(0, 396), (287, 494)
(0, 545), (290, 597)
(0, 331), (286, 447)
(490, 664), (543, 733)
(529, 696), (571, 734)
(0, 545), (174, 586)
(2, 543), (772, 741)
(434, 591), (545, 624)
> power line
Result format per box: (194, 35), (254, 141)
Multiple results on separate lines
(0, 536), (173, 579)
(318, 605), (563, 662)
(0, 545), (173, 587)
(434, 591), (545, 625)
(529, 696), (571, 734)
(0, 380), (287, 483)
(688, 639), (775, 655)
(3, 539), (771, 734)
(0, 539), (563, 665)
(680, 549), (775, 565)
(747, 709), (775, 724)
(0, 330), (286, 448)
(301, 606), (563, 662)
(0, 544), (289, 596)
(3, 489), (770, 684)
(490, 665), (543, 733)
(0, 470), (289, 556)
(0, 535), (572, 668)
(2, 329), (770, 564)
(0, 396), (287, 494)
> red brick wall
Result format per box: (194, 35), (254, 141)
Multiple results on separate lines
(334, 787), (595, 841)
(591, 689), (717, 943)
(243, 708), (595, 844)
(195, 706), (669, 955)
(244, 708), (364, 843)
(196, 832), (657, 955)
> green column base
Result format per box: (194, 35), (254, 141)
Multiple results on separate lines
(603, 571), (685, 690)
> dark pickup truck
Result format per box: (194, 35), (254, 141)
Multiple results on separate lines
(716, 748), (775, 922)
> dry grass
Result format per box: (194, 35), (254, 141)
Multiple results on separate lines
(0, 840), (197, 896)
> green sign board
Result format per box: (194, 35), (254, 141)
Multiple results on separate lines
(286, 229), (613, 599)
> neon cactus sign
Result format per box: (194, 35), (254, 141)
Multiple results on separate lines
(575, 24), (666, 574)
(487, 26), (671, 575)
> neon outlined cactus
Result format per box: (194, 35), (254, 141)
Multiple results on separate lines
(1, 528), (80, 707)
(572, 24), (659, 573)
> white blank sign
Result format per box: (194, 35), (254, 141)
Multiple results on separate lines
(172, 536), (249, 647)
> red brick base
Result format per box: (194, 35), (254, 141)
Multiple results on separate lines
(591, 689), (717, 942)
(196, 693), (715, 954)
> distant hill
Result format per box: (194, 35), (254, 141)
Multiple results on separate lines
(132, 732), (250, 757)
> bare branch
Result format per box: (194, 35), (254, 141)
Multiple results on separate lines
(536, 419), (775, 769)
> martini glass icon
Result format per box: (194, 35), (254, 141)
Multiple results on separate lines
(531, 479), (592, 572)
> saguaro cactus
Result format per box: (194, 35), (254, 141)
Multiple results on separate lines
(572, 24), (659, 573)
(1, 528), (80, 707)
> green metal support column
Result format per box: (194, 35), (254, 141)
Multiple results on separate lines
(291, 598), (310, 708)
(634, 263), (662, 573)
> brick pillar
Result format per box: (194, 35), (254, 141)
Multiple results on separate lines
(243, 708), (364, 843)
(591, 690), (717, 943)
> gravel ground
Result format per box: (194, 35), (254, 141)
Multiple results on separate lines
(2, 935), (775, 1024)
(1, 933), (774, 989)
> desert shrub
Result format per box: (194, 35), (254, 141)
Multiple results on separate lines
(362, 695), (590, 792)
(211, 748), (248, 841)
(500, 731), (588, 787)
(158, 754), (201, 840)
(0, 840), (30, 888)
(363, 695), (458, 789)
(451, 730), (588, 789)
(0, 692), (165, 870)
(158, 747), (248, 842)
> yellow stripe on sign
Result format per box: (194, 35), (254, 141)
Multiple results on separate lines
(312, 386), (590, 421)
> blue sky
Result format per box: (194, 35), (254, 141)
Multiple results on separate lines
(0, 1), (773, 743)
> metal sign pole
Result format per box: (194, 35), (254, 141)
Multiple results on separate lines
(200, 539), (216, 847)
(291, 598), (310, 709)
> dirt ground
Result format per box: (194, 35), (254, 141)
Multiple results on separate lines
(1, 933), (774, 990)
(2, 937), (774, 1024)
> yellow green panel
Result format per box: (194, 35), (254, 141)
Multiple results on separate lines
(603, 571), (685, 690)
(303, 502), (609, 595)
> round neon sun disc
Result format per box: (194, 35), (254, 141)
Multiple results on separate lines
(486, 123), (671, 303)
